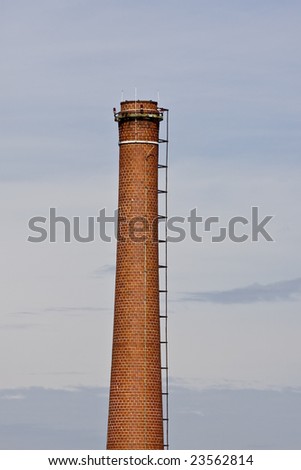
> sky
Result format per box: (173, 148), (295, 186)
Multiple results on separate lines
(1, 0), (301, 449)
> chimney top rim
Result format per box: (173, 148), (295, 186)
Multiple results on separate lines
(120, 99), (158, 105)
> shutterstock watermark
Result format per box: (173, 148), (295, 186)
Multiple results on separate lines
(27, 207), (274, 243)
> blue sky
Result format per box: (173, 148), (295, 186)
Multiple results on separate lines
(1, 0), (301, 449)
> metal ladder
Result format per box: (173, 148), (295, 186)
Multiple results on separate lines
(158, 108), (169, 450)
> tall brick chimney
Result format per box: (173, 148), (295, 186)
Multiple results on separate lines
(107, 100), (164, 450)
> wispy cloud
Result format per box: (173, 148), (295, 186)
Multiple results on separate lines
(91, 265), (115, 278)
(182, 277), (301, 304)
(0, 323), (35, 330)
(44, 306), (102, 313)
(9, 311), (39, 316)
(42, 306), (110, 317)
(0, 393), (25, 400)
(10, 306), (108, 316)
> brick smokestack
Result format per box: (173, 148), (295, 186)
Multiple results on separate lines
(107, 100), (164, 450)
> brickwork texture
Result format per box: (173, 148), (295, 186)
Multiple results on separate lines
(107, 101), (164, 450)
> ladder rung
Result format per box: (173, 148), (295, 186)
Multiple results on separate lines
(159, 265), (167, 268)
(159, 289), (167, 293)
(158, 239), (167, 243)
(158, 139), (168, 143)
(158, 164), (168, 169)
(158, 189), (168, 194)
(158, 215), (167, 219)
(163, 418), (169, 421)
(160, 341), (168, 344)
(162, 392), (168, 395)
(160, 315), (167, 318)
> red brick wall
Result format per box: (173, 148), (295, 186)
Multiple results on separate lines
(107, 101), (164, 450)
